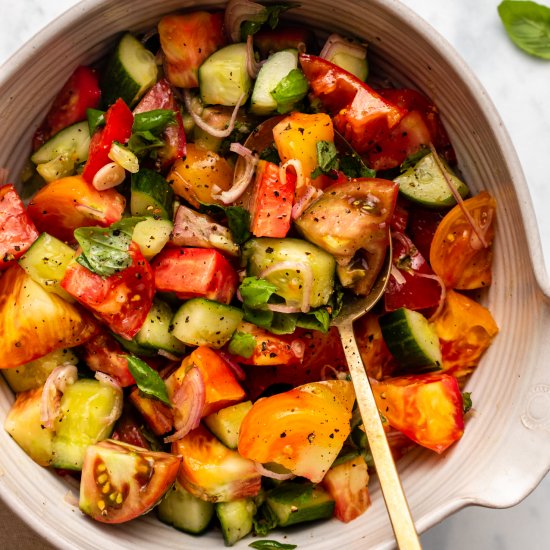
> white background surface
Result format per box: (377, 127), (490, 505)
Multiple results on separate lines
(0, 0), (549, 548)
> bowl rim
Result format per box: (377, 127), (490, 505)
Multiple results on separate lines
(1, 0), (550, 548)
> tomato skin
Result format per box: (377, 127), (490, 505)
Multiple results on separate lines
(226, 322), (305, 367)
(27, 175), (125, 243)
(432, 289), (499, 380)
(321, 456), (370, 523)
(238, 380), (356, 483)
(82, 98), (134, 184)
(129, 385), (174, 436)
(384, 231), (442, 311)
(133, 78), (186, 170)
(32, 66), (101, 151)
(79, 439), (181, 523)
(407, 205), (447, 261)
(152, 247), (238, 304)
(254, 26), (317, 58)
(377, 88), (456, 165)
(250, 160), (295, 238)
(173, 425), (262, 502)
(82, 330), (135, 387)
(0, 184), (39, 269)
(243, 327), (347, 400)
(299, 54), (405, 154)
(354, 313), (396, 380)
(0, 265), (97, 369)
(372, 373), (464, 453)
(167, 346), (246, 417)
(167, 144), (234, 208)
(430, 191), (496, 289)
(111, 404), (154, 450)
(159, 12), (226, 88)
(61, 242), (155, 339)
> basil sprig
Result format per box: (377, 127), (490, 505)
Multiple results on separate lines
(498, 0), (550, 59)
(127, 355), (171, 406)
(74, 217), (145, 277)
(249, 541), (297, 550)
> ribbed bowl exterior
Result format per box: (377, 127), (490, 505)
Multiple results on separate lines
(0, 1), (549, 549)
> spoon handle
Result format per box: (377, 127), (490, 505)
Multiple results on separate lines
(338, 321), (422, 550)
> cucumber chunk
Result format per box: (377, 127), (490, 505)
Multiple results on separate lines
(379, 307), (442, 371)
(131, 168), (174, 219)
(157, 482), (214, 535)
(2, 348), (77, 393)
(204, 401), (252, 450)
(132, 218), (173, 261)
(18, 232), (76, 301)
(199, 43), (252, 106)
(51, 379), (122, 470)
(171, 298), (244, 349)
(250, 49), (299, 115)
(243, 238), (336, 310)
(216, 498), (256, 546)
(264, 482), (335, 527)
(394, 151), (469, 208)
(101, 32), (158, 107)
(30, 121), (91, 165)
(135, 298), (186, 354)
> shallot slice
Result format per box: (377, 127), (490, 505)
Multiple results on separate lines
(428, 143), (489, 248)
(94, 372), (124, 426)
(390, 264), (407, 286)
(218, 351), (247, 381)
(254, 461), (294, 481)
(164, 367), (205, 443)
(291, 185), (323, 220)
(320, 34), (367, 61)
(246, 34), (263, 78)
(183, 89), (244, 139)
(40, 364), (78, 430)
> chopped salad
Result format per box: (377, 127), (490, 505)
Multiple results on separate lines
(0, 0), (498, 545)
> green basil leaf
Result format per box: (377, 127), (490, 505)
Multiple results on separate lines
(271, 69), (309, 114)
(86, 108), (105, 135)
(199, 203), (251, 244)
(259, 143), (281, 164)
(74, 217), (145, 277)
(127, 355), (171, 406)
(133, 109), (176, 133)
(128, 132), (165, 156)
(311, 140), (340, 178)
(243, 305), (274, 329)
(227, 331), (257, 358)
(239, 277), (279, 308)
(339, 152), (376, 178)
(498, 0), (550, 59)
(462, 392), (473, 414)
(269, 312), (298, 334)
(240, 3), (298, 39)
(249, 540), (297, 550)
(296, 307), (330, 333)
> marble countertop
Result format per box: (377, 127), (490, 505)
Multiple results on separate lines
(0, 0), (549, 549)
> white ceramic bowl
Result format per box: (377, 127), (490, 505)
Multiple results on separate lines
(1, 0), (550, 548)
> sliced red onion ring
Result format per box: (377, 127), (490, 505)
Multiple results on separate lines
(158, 349), (181, 361)
(390, 264), (407, 286)
(230, 141), (255, 159)
(213, 143), (259, 204)
(291, 185), (323, 220)
(280, 159), (305, 191)
(40, 364), (78, 430)
(290, 339), (306, 361)
(225, 0), (266, 42)
(164, 367), (205, 443)
(428, 143), (489, 249)
(260, 261), (314, 313)
(183, 89), (245, 139)
(246, 34), (263, 78)
(218, 351), (247, 381)
(94, 372), (123, 426)
(266, 303), (302, 314)
(254, 461), (294, 480)
(320, 364), (349, 381)
(319, 34), (367, 61)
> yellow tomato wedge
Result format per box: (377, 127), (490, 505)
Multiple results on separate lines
(432, 289), (499, 380)
(273, 112), (334, 185)
(238, 380), (355, 483)
(0, 265), (96, 369)
(172, 425), (261, 503)
(167, 144), (233, 208)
